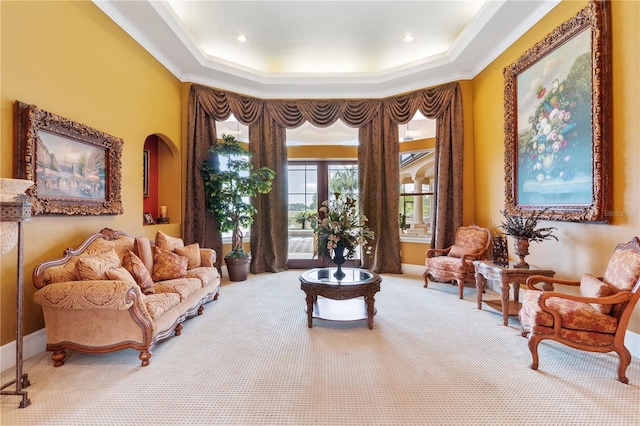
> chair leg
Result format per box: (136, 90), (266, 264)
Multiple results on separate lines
(614, 344), (632, 384)
(527, 335), (541, 371)
(422, 271), (429, 288)
(456, 279), (464, 299)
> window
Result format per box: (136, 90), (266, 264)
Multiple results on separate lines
(399, 113), (436, 241)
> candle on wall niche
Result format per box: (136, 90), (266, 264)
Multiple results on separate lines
(159, 206), (167, 218)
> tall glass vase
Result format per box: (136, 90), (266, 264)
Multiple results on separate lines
(331, 239), (347, 280)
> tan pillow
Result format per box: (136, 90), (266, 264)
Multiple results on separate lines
(122, 250), (155, 295)
(152, 246), (188, 281)
(174, 243), (201, 270)
(76, 249), (121, 280)
(106, 267), (138, 287)
(133, 236), (154, 274)
(580, 273), (615, 314)
(155, 231), (184, 252)
(448, 245), (476, 258)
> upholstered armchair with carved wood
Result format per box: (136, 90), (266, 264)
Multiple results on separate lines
(520, 237), (640, 384)
(423, 225), (492, 299)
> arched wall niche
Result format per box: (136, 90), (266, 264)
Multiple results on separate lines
(143, 134), (180, 225)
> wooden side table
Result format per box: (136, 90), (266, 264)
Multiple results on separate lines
(474, 260), (555, 326)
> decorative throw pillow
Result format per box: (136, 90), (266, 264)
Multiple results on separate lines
(155, 231), (184, 252)
(448, 245), (475, 258)
(76, 249), (121, 280)
(122, 250), (156, 294)
(106, 267), (138, 287)
(152, 246), (188, 282)
(580, 273), (615, 314)
(174, 243), (201, 270)
(133, 236), (154, 274)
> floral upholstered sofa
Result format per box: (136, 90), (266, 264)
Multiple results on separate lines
(32, 228), (221, 367)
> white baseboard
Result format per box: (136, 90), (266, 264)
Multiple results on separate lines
(1, 328), (46, 374)
(401, 263), (424, 277)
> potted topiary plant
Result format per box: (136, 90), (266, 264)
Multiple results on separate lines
(200, 134), (275, 281)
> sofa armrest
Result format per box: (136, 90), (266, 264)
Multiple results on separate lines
(200, 248), (216, 267)
(33, 280), (138, 310)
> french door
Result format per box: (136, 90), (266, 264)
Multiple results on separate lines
(287, 161), (358, 269)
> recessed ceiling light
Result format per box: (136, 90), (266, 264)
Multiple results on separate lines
(403, 34), (414, 42)
(237, 34), (248, 42)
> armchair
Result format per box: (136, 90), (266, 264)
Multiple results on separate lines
(423, 225), (492, 299)
(519, 237), (640, 383)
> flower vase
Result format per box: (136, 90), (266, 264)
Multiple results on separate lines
(332, 240), (347, 280)
(513, 237), (530, 269)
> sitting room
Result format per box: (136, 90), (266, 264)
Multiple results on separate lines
(1, 1), (639, 424)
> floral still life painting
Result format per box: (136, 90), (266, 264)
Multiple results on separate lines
(516, 29), (592, 206)
(315, 193), (374, 263)
(504, 0), (611, 223)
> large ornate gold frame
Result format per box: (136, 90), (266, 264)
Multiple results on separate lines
(503, 0), (611, 222)
(14, 101), (123, 216)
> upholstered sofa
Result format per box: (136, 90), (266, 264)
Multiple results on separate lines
(32, 228), (221, 367)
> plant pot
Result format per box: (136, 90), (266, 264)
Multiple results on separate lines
(513, 237), (530, 269)
(225, 256), (251, 281)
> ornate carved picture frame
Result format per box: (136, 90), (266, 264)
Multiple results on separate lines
(503, 0), (611, 222)
(14, 101), (123, 216)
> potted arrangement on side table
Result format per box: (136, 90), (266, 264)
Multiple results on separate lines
(201, 134), (275, 281)
(498, 209), (558, 268)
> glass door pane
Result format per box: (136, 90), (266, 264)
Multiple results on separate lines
(287, 164), (317, 260)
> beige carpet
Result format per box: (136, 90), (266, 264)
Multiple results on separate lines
(1, 270), (639, 425)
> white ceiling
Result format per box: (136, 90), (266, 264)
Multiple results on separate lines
(93, 0), (559, 146)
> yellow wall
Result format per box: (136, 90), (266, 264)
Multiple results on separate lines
(472, 0), (640, 333)
(2, 0), (638, 343)
(1, 1), (182, 344)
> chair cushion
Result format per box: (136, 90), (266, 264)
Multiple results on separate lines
(155, 231), (184, 252)
(602, 247), (640, 291)
(187, 266), (220, 287)
(154, 278), (202, 302)
(122, 250), (156, 295)
(579, 273), (615, 314)
(133, 236), (154, 274)
(602, 246), (640, 317)
(174, 243), (201, 270)
(106, 267), (138, 287)
(152, 246), (188, 281)
(456, 227), (489, 251)
(425, 256), (470, 274)
(76, 249), (121, 281)
(142, 293), (181, 320)
(520, 290), (618, 334)
(448, 245), (476, 258)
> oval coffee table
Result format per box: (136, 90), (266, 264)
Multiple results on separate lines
(299, 267), (382, 330)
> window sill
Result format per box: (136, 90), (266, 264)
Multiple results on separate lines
(400, 235), (431, 243)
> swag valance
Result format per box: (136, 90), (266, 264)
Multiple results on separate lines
(185, 82), (463, 274)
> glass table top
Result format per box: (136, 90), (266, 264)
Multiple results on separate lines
(300, 267), (376, 285)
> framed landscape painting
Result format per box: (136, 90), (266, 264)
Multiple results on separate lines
(14, 101), (123, 216)
(503, 0), (611, 222)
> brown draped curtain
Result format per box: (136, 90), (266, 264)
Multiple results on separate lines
(185, 81), (463, 274)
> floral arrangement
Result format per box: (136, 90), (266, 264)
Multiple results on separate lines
(315, 193), (374, 260)
(498, 209), (558, 243)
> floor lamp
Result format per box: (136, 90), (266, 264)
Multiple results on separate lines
(0, 181), (33, 408)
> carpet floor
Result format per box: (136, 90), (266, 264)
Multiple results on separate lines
(1, 270), (639, 425)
